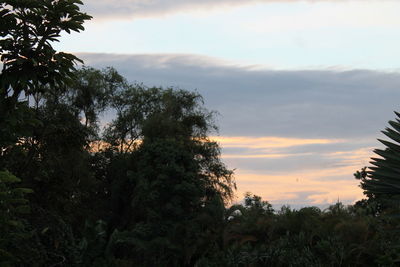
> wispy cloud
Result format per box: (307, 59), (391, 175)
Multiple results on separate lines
(214, 136), (342, 149)
(325, 147), (375, 167)
(214, 135), (372, 205)
(222, 153), (311, 159)
(83, 0), (387, 20)
(234, 167), (364, 207)
(83, 0), (261, 19)
(214, 136), (342, 159)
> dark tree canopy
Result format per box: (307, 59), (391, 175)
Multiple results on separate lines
(0, 60), (237, 265)
(0, 0), (91, 154)
(0, 0), (91, 98)
(97, 86), (235, 265)
(356, 111), (400, 208)
(2, 1), (400, 266)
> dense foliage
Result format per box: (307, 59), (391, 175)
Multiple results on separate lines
(1, 63), (237, 265)
(1, 65), (399, 267)
(355, 112), (400, 211)
(1, 1), (400, 266)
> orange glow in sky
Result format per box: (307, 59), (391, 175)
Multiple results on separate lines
(211, 136), (373, 207)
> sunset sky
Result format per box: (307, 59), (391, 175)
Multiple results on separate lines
(55, 0), (400, 208)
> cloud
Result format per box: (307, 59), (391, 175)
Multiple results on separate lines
(234, 168), (364, 206)
(222, 139), (370, 206)
(243, 1), (400, 33)
(79, 53), (400, 139)
(222, 153), (311, 159)
(324, 147), (375, 167)
(218, 136), (373, 174)
(213, 135), (372, 206)
(83, 0), (258, 19)
(81, 0), (302, 19)
(213, 136), (342, 149)
(82, 0), (387, 20)
(214, 135), (344, 159)
(222, 150), (365, 173)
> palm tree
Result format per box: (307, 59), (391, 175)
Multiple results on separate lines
(361, 111), (400, 207)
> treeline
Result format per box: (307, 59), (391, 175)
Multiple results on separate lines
(1, 66), (400, 267)
(209, 195), (400, 266)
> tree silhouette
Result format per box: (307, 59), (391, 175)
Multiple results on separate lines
(360, 111), (400, 207)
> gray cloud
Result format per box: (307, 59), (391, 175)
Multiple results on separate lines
(83, 0), (260, 19)
(79, 53), (400, 140)
(223, 153), (351, 174)
(271, 190), (342, 210)
(82, 0), (370, 19)
(281, 190), (328, 206)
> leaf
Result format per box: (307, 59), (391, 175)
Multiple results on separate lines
(382, 128), (400, 144)
(41, 227), (50, 235)
(0, 171), (20, 184)
(14, 205), (31, 214)
(378, 139), (400, 153)
(7, 220), (23, 228)
(12, 188), (34, 194)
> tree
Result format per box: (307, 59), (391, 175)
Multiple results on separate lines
(0, 0), (91, 100)
(103, 85), (160, 153)
(3, 66), (129, 228)
(357, 111), (400, 207)
(0, 0), (91, 151)
(64, 66), (126, 130)
(0, 171), (42, 266)
(0, 1), (93, 264)
(98, 87), (235, 266)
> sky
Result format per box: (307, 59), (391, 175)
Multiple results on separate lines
(55, 0), (400, 208)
